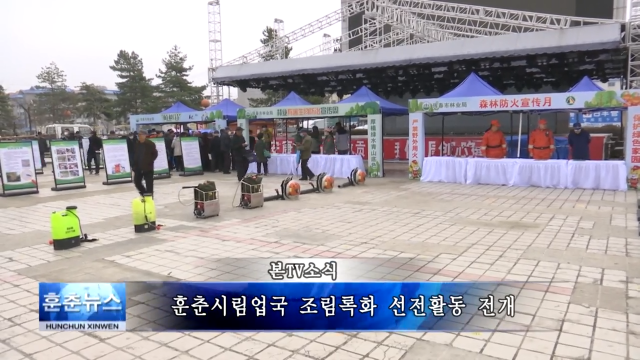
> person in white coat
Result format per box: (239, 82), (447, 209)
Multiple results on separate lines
(172, 132), (184, 172)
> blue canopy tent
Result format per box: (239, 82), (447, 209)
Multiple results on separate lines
(337, 86), (408, 115)
(432, 73), (508, 156)
(568, 76), (604, 92)
(161, 101), (198, 114)
(274, 92), (311, 107)
(205, 98), (243, 121)
(337, 87), (408, 163)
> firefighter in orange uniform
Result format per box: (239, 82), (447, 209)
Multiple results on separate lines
(481, 120), (507, 158)
(528, 119), (555, 160)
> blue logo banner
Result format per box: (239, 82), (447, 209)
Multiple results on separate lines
(39, 283), (126, 331)
(570, 111), (621, 127)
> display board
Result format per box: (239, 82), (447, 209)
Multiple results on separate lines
(366, 114), (383, 178)
(179, 137), (203, 176)
(81, 138), (104, 170)
(0, 142), (39, 196)
(149, 138), (171, 179)
(408, 113), (425, 180)
(30, 140), (43, 174)
(50, 140), (86, 191)
(102, 139), (132, 185)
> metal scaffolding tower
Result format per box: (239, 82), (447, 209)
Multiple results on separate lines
(207, 0), (223, 104)
(321, 34), (332, 54)
(272, 18), (287, 59)
(628, 1), (640, 88)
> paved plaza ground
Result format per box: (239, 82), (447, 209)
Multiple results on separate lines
(1, 167), (639, 360)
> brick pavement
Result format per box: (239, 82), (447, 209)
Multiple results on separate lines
(0, 171), (639, 359)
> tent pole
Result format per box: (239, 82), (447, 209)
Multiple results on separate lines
(516, 113), (523, 158)
(441, 115), (444, 157)
(510, 113), (513, 158)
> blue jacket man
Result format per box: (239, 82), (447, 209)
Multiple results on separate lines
(568, 123), (591, 160)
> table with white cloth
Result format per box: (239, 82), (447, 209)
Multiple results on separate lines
(466, 158), (521, 186)
(248, 154), (365, 179)
(420, 157), (627, 191)
(567, 160), (627, 191)
(512, 159), (568, 188)
(421, 157), (468, 184)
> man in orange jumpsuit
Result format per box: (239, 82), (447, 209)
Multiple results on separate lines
(528, 119), (555, 160)
(481, 120), (507, 158)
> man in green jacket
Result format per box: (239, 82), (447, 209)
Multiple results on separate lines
(296, 128), (315, 181)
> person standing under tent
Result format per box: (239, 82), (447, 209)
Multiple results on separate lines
(87, 131), (103, 175)
(37, 132), (48, 167)
(528, 119), (555, 160)
(481, 120), (507, 159)
(209, 130), (222, 172)
(322, 128), (335, 154)
(220, 128), (232, 174)
(310, 126), (321, 154)
(164, 129), (175, 171)
(568, 122), (591, 160)
(249, 130), (256, 151)
(231, 127), (248, 181)
(132, 130), (158, 196)
(254, 133), (269, 175)
(172, 132), (185, 172)
(296, 128), (316, 181)
(261, 125), (273, 152)
(334, 123), (350, 155)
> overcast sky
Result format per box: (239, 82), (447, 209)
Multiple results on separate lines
(0, 0), (341, 94)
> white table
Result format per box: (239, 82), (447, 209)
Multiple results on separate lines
(567, 160), (627, 191)
(466, 158), (520, 186)
(420, 157), (627, 191)
(421, 157), (468, 184)
(248, 154), (365, 179)
(513, 159), (568, 188)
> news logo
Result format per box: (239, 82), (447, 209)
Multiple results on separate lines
(38, 283), (126, 331)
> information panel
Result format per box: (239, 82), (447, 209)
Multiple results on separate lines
(0, 142), (38, 192)
(180, 137), (203, 172)
(50, 140), (85, 186)
(102, 139), (132, 182)
(149, 138), (170, 175)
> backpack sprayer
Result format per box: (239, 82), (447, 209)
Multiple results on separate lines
(234, 174), (264, 209)
(179, 181), (220, 219)
(338, 168), (366, 188)
(132, 194), (159, 233)
(49, 206), (98, 250)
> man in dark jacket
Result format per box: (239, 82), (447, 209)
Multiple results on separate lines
(37, 132), (48, 167)
(209, 131), (222, 172)
(249, 130), (256, 151)
(231, 127), (248, 181)
(87, 131), (103, 175)
(296, 128), (315, 181)
(220, 128), (232, 174)
(164, 129), (175, 170)
(568, 122), (591, 160)
(132, 130), (158, 195)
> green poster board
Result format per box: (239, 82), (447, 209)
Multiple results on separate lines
(50, 140), (86, 191)
(149, 138), (171, 179)
(179, 137), (203, 176)
(102, 139), (132, 185)
(0, 142), (39, 196)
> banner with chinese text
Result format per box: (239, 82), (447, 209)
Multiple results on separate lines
(408, 113), (425, 179)
(409, 90), (638, 113)
(569, 111), (621, 127)
(366, 114), (383, 177)
(626, 106), (640, 189)
(238, 102), (380, 120)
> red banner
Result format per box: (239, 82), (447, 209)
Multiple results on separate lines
(273, 136), (607, 161)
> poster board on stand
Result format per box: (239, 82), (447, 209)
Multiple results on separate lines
(149, 138), (171, 179)
(626, 106), (640, 190)
(408, 113), (425, 180)
(81, 138), (104, 170)
(30, 140), (44, 174)
(179, 137), (204, 177)
(366, 114), (383, 177)
(50, 140), (86, 191)
(102, 139), (133, 185)
(0, 142), (39, 196)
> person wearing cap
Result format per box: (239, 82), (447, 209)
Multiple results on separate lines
(231, 127), (248, 181)
(132, 130), (158, 196)
(481, 120), (507, 159)
(568, 122), (591, 160)
(296, 128), (316, 181)
(528, 119), (555, 160)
